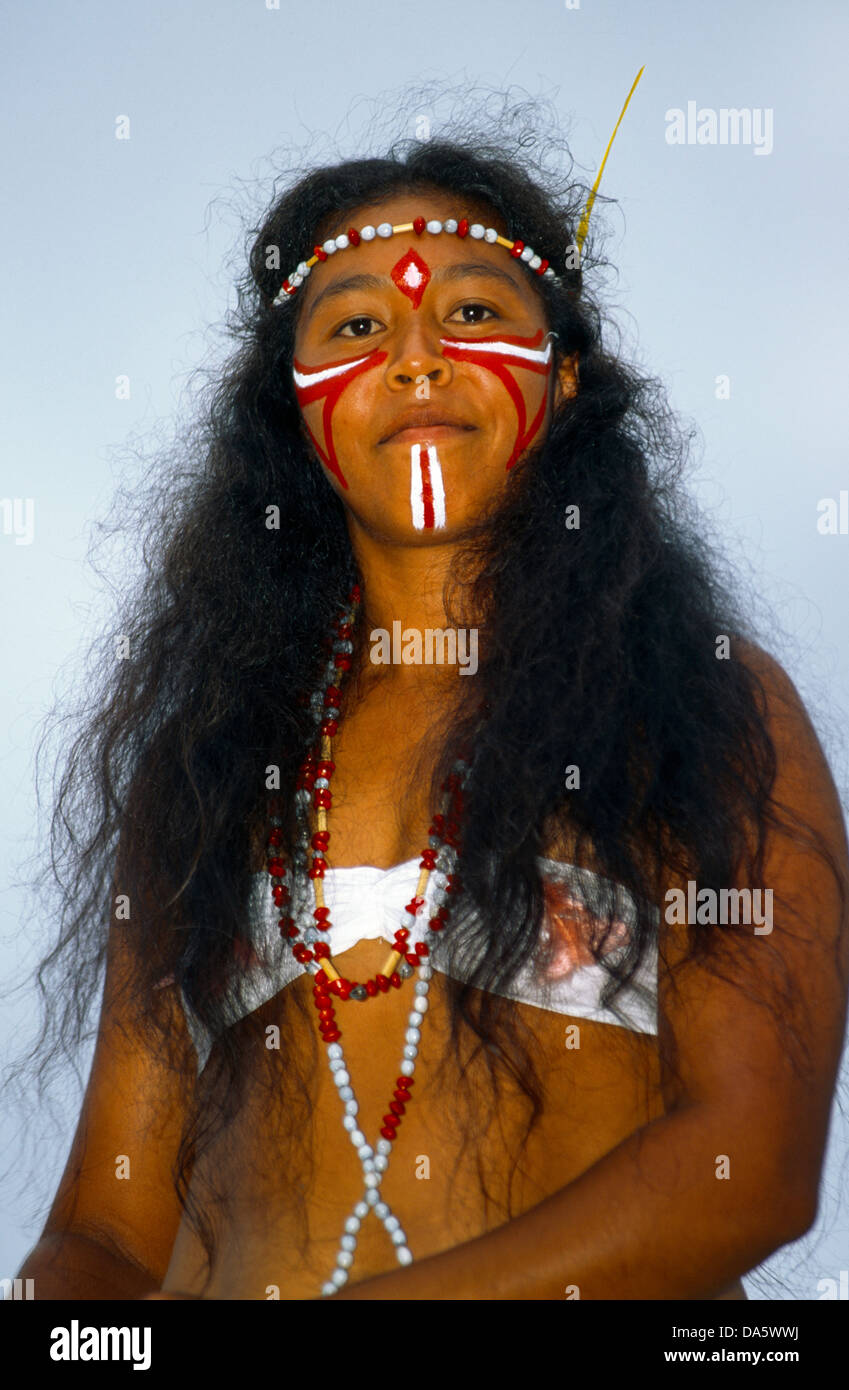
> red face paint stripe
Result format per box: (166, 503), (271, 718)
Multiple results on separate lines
(292, 350), (387, 489)
(439, 329), (554, 470)
(419, 450), (436, 529)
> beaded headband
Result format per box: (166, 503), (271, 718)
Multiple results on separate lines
(270, 66), (644, 308)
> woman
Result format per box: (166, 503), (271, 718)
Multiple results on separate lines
(12, 123), (849, 1301)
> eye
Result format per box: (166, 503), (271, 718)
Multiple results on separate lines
(446, 302), (498, 325)
(337, 315), (384, 338)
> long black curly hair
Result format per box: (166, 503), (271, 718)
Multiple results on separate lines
(4, 88), (846, 1298)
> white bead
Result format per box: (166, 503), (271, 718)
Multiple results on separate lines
(377, 222), (393, 237)
(333, 1069), (350, 1087)
(342, 1114), (357, 1132)
(521, 245), (534, 262)
(391, 1229), (407, 1246)
(405, 1027), (421, 1045)
(335, 233), (350, 250)
(344, 1099), (358, 1115)
(528, 254), (542, 270)
(328, 1056), (344, 1070)
(414, 979), (429, 994)
(364, 1171), (380, 1187)
(331, 1267), (348, 1287)
(374, 1154), (388, 1172)
(321, 1280), (337, 1295)
(403, 1044), (417, 1060)
(360, 224), (376, 240)
(356, 1142), (372, 1159)
(544, 268), (555, 278)
(336, 1249), (354, 1269)
(341, 1234), (357, 1252)
(469, 223), (485, 239)
(444, 218), (458, 233)
(411, 997), (428, 1015)
(354, 1201), (369, 1219)
(384, 1214), (400, 1232)
(426, 219), (443, 233)
(375, 1201), (390, 1219)
(365, 1187), (380, 1205)
(484, 226), (498, 243)
(376, 1138), (392, 1155)
(338, 1085), (354, 1102)
(345, 1215), (361, 1233)
(400, 1059), (415, 1076)
(291, 273), (302, 286)
(323, 238), (338, 255)
(297, 261), (310, 276)
(418, 965), (433, 981)
(397, 1246), (413, 1265)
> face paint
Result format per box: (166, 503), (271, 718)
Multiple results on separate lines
(409, 442), (446, 530)
(292, 348), (387, 488)
(390, 248), (431, 309)
(439, 328), (554, 470)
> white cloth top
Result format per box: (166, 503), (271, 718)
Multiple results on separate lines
(177, 857), (658, 1074)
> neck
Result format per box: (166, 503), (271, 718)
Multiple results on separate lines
(346, 525), (483, 691)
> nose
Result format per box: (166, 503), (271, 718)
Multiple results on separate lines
(383, 317), (453, 390)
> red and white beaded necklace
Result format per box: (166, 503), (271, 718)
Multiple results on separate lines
(264, 583), (472, 1294)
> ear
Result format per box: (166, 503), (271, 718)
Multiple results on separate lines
(553, 352), (579, 408)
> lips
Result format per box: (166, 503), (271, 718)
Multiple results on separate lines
(379, 410), (476, 444)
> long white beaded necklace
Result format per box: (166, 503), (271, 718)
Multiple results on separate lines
(264, 584), (472, 1296)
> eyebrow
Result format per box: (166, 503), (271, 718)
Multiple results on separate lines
(302, 261), (527, 324)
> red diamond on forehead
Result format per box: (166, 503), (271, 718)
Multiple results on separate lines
(390, 247), (431, 309)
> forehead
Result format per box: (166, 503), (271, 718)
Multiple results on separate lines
(294, 191), (542, 329)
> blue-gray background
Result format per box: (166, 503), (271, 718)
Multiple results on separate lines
(2, 0), (847, 1297)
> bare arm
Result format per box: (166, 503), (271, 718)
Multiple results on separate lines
(331, 648), (849, 1299)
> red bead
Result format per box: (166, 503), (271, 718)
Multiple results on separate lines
(510, 240), (524, 258)
(537, 258), (549, 276)
(314, 245), (328, 261)
(375, 974), (390, 993)
(347, 227), (361, 246)
(350, 583), (361, 600)
(323, 1030), (341, 1042)
(413, 216), (426, 235)
(313, 942), (331, 958)
(334, 657), (351, 672)
(396, 1076), (412, 1089)
(267, 856), (285, 876)
(428, 916), (443, 932)
(320, 720), (339, 736)
(380, 1126), (396, 1140)
(315, 969), (329, 986)
(415, 942), (429, 958)
(268, 828), (283, 846)
(389, 1100), (405, 1116)
(308, 857), (327, 878)
(390, 972), (401, 988)
(313, 906), (331, 922)
(316, 763), (335, 779)
(313, 790), (332, 808)
(392, 1089), (408, 1102)
(286, 924), (299, 938)
(318, 1007), (335, 1022)
(382, 1115), (399, 1129)
(311, 831), (330, 850)
(365, 979), (378, 997)
(328, 979), (345, 996)
(404, 952), (419, 966)
(405, 898), (424, 915)
(272, 886), (287, 904)
(457, 218), (469, 237)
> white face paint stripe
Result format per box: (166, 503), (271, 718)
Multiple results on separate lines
(410, 443), (425, 529)
(292, 353), (374, 388)
(427, 445), (446, 528)
(438, 337), (553, 365)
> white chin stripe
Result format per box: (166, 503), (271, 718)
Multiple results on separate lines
(438, 336), (553, 365)
(410, 443), (446, 530)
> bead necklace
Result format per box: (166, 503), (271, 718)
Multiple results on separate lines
(264, 583), (471, 1294)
